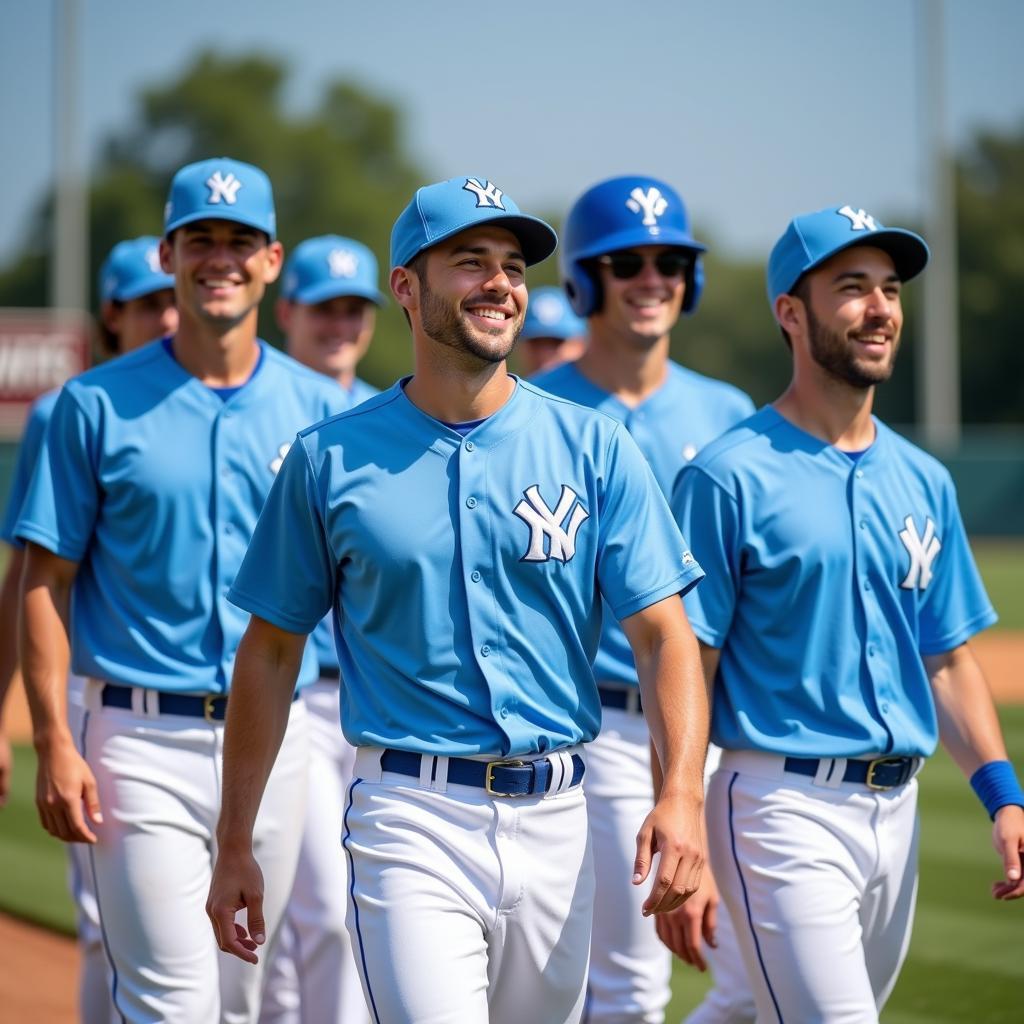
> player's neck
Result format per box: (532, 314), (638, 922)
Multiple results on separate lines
(171, 313), (262, 387)
(405, 359), (516, 425)
(773, 372), (877, 450)
(573, 331), (669, 408)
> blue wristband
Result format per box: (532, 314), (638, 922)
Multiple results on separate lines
(970, 760), (1024, 821)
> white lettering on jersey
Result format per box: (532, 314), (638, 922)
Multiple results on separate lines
(626, 186), (668, 227)
(463, 178), (505, 209)
(270, 442), (291, 475)
(328, 248), (359, 278)
(206, 171), (243, 205)
(514, 484), (590, 563)
(898, 515), (941, 590)
(838, 205), (878, 232)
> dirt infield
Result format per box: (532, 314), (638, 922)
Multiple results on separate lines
(1, 631), (1021, 1021)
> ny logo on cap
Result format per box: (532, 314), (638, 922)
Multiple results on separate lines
(514, 484), (589, 564)
(626, 187), (668, 228)
(206, 171), (243, 206)
(838, 205), (878, 232)
(145, 247), (161, 273)
(463, 178), (505, 210)
(328, 249), (359, 278)
(898, 515), (941, 590)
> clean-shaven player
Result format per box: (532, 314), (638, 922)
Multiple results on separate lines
(260, 234), (386, 1024)
(207, 175), (710, 1024)
(17, 158), (347, 1024)
(0, 236), (177, 1024)
(534, 175), (755, 1024)
(516, 284), (586, 376)
(672, 205), (1024, 1023)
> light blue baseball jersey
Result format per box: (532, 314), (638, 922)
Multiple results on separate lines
(671, 406), (997, 758)
(1, 389), (60, 549)
(310, 374), (381, 673)
(532, 360), (754, 688)
(16, 339), (348, 693)
(230, 378), (703, 756)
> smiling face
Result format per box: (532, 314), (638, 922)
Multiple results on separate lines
(161, 219), (282, 331)
(279, 294), (376, 381)
(587, 244), (688, 348)
(395, 225), (527, 366)
(797, 246), (904, 389)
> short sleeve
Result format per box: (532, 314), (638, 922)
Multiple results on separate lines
(228, 438), (335, 635)
(671, 464), (741, 647)
(596, 425), (703, 621)
(916, 476), (997, 654)
(1, 394), (56, 547)
(15, 387), (101, 560)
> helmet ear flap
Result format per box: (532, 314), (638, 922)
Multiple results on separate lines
(563, 261), (602, 318)
(682, 255), (704, 314)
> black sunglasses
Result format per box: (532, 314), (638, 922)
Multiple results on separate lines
(595, 250), (693, 280)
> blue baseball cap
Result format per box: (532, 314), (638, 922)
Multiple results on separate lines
(390, 176), (557, 269)
(164, 157), (276, 239)
(281, 236), (385, 306)
(521, 287), (586, 341)
(99, 236), (175, 303)
(767, 204), (929, 305)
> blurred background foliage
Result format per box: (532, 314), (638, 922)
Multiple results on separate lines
(0, 50), (1022, 423)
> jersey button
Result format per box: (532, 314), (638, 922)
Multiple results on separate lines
(855, 469), (864, 479)
(868, 644), (876, 657)
(465, 440), (475, 452)
(881, 702), (890, 713)
(481, 644), (491, 657)
(863, 579), (871, 591)
(471, 570), (482, 583)
(466, 496), (478, 509)
(498, 704), (509, 718)
(859, 520), (867, 530)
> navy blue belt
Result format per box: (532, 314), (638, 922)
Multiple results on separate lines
(319, 666), (341, 681)
(380, 748), (585, 797)
(100, 683), (297, 723)
(784, 755), (918, 791)
(597, 685), (643, 714)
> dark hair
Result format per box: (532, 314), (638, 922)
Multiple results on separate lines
(778, 274), (811, 350)
(400, 251), (428, 329)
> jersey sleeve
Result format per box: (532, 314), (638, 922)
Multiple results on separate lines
(1, 396), (54, 547)
(596, 425), (703, 621)
(15, 387), (101, 561)
(916, 475), (998, 654)
(228, 437), (335, 635)
(671, 464), (741, 648)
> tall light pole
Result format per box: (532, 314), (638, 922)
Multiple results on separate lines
(917, 0), (961, 448)
(50, 0), (87, 314)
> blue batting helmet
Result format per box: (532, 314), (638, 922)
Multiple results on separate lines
(560, 175), (706, 317)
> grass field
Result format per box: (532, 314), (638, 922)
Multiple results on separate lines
(3, 712), (1023, 1020)
(973, 540), (1024, 631)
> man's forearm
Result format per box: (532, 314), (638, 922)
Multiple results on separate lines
(0, 546), (26, 718)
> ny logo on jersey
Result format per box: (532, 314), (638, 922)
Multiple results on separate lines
(838, 205), (878, 232)
(145, 246), (162, 273)
(206, 171), (243, 206)
(328, 248), (358, 278)
(463, 178), (505, 210)
(626, 187), (668, 227)
(514, 484), (590, 563)
(898, 515), (941, 590)
(269, 442), (291, 475)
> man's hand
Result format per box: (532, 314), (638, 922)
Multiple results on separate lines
(0, 729), (11, 806)
(35, 737), (102, 843)
(655, 861), (719, 969)
(207, 845), (267, 965)
(633, 791), (704, 916)
(991, 804), (1024, 901)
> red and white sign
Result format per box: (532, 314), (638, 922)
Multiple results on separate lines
(0, 308), (92, 439)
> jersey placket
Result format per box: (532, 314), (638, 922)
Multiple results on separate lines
(208, 398), (237, 693)
(456, 435), (516, 752)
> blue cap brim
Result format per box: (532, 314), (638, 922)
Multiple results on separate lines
(289, 280), (386, 306)
(569, 225), (706, 262)
(165, 208), (274, 240)
(397, 213), (557, 269)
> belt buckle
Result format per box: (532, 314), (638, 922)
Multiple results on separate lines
(485, 758), (528, 797)
(203, 694), (226, 724)
(865, 756), (904, 790)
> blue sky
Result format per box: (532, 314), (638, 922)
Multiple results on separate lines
(2, 0), (1022, 266)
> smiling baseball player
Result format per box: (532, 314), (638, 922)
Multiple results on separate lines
(16, 158), (348, 1024)
(671, 205), (1024, 1023)
(207, 175), (710, 1024)
(533, 175), (755, 1024)
(260, 234), (386, 1024)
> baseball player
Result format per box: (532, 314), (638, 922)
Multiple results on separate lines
(259, 234), (386, 1024)
(533, 175), (755, 1024)
(671, 204), (1024, 1023)
(16, 158), (348, 1024)
(0, 235), (176, 1024)
(207, 175), (710, 1024)
(516, 284), (586, 376)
